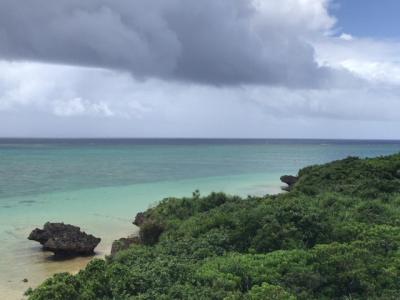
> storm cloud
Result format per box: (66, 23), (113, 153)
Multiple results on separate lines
(0, 0), (335, 87)
(1, 0), (400, 139)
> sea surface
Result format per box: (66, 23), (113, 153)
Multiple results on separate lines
(1, 138), (400, 299)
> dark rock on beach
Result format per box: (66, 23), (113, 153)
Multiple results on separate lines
(28, 222), (101, 256)
(110, 236), (140, 256)
(280, 175), (298, 191)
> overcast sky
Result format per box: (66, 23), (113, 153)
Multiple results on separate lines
(0, 0), (399, 138)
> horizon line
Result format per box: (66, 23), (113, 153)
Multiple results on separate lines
(1, 137), (400, 141)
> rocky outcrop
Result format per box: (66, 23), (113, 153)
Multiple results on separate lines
(110, 236), (140, 256)
(28, 222), (101, 256)
(280, 175), (298, 191)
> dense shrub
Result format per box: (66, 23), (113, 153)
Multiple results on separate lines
(26, 273), (80, 300)
(139, 221), (165, 246)
(28, 153), (400, 300)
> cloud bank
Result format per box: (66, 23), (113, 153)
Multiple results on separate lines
(0, 0), (400, 138)
(1, 60), (400, 139)
(0, 0), (338, 87)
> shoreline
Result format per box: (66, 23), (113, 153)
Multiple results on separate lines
(1, 173), (281, 300)
(23, 153), (400, 299)
(0, 225), (139, 300)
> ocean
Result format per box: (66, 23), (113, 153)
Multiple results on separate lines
(1, 138), (400, 298)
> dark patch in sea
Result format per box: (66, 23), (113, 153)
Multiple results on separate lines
(92, 213), (129, 222)
(19, 200), (36, 204)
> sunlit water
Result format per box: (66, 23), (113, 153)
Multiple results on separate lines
(1, 138), (400, 299)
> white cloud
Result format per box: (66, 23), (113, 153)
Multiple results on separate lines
(53, 98), (86, 116)
(53, 98), (114, 117)
(339, 33), (353, 41)
(252, 0), (335, 34)
(1, 59), (400, 139)
(0, 0), (400, 138)
(314, 36), (400, 86)
(340, 60), (400, 85)
(247, 85), (400, 121)
(0, 61), (149, 118)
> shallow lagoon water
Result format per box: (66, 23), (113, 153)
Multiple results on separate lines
(1, 139), (400, 299)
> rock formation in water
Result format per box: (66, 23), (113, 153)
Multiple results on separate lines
(28, 222), (101, 256)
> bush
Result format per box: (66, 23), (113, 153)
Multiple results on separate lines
(28, 153), (400, 300)
(26, 273), (80, 300)
(139, 221), (165, 246)
(246, 283), (296, 300)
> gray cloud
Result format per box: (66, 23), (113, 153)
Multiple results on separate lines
(1, 1), (400, 139)
(0, 0), (338, 87)
(1, 61), (400, 139)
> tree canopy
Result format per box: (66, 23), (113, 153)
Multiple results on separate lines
(27, 153), (400, 299)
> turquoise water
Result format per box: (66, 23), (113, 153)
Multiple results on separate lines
(2, 139), (400, 199)
(1, 138), (400, 298)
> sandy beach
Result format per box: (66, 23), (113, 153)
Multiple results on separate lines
(0, 221), (138, 300)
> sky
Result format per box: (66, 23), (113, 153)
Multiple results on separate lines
(334, 0), (400, 38)
(0, 0), (399, 139)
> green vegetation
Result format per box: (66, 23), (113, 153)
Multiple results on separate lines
(27, 154), (400, 299)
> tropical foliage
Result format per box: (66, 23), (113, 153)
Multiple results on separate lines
(27, 154), (400, 299)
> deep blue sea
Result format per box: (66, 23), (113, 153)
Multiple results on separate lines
(1, 138), (400, 298)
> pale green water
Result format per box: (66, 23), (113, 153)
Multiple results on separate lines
(1, 139), (400, 298)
